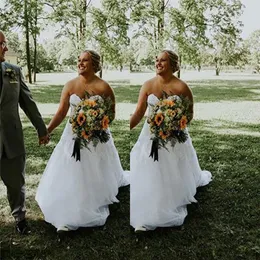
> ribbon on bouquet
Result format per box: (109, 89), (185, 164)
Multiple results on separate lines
(149, 139), (159, 161)
(71, 138), (81, 161)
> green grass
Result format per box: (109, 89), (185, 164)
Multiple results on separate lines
(29, 85), (63, 103)
(191, 80), (260, 103)
(0, 79), (260, 259)
(29, 80), (260, 104)
(30, 81), (133, 104)
(0, 119), (130, 260)
(1, 118), (259, 260)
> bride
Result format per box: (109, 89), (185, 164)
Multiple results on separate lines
(130, 50), (212, 232)
(36, 50), (129, 233)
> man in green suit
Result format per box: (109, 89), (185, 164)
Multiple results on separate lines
(0, 31), (49, 234)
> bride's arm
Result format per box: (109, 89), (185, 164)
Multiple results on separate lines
(130, 84), (149, 129)
(47, 83), (71, 134)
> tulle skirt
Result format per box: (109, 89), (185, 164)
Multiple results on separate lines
(36, 121), (129, 229)
(130, 122), (211, 230)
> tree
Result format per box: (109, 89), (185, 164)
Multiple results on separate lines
(131, 0), (169, 59)
(245, 30), (260, 73)
(87, 0), (130, 77)
(0, 0), (47, 82)
(167, 0), (208, 77)
(206, 0), (243, 75)
(47, 0), (92, 52)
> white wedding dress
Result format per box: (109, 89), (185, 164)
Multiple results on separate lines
(36, 94), (129, 230)
(130, 94), (212, 230)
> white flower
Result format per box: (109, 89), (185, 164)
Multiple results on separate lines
(89, 95), (103, 102)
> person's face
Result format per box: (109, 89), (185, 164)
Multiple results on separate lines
(0, 32), (8, 62)
(155, 52), (171, 75)
(77, 52), (94, 75)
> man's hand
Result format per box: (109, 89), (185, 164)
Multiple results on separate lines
(39, 134), (50, 145)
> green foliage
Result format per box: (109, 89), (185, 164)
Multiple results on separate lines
(86, 0), (130, 71)
(244, 30), (260, 72)
(167, 0), (208, 69)
(46, 0), (90, 51)
(130, 0), (244, 75)
(0, 0), (50, 82)
(130, 0), (167, 62)
(0, 0), (250, 74)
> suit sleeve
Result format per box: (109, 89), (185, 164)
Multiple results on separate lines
(18, 68), (47, 137)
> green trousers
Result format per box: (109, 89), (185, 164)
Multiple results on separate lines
(0, 150), (26, 222)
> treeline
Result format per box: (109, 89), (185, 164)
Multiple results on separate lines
(1, 0), (259, 82)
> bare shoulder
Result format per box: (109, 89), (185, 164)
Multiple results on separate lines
(63, 77), (79, 95)
(97, 77), (110, 89)
(173, 77), (193, 99)
(141, 77), (156, 94)
(143, 77), (156, 87)
(65, 77), (78, 87)
(95, 77), (114, 97)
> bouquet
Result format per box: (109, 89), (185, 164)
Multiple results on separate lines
(69, 94), (113, 161)
(147, 94), (191, 161)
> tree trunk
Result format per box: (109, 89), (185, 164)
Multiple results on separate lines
(215, 63), (220, 76)
(214, 57), (220, 76)
(33, 3), (37, 83)
(158, 0), (165, 49)
(79, 0), (87, 47)
(33, 36), (37, 82)
(99, 54), (104, 78)
(177, 54), (182, 78)
(24, 0), (32, 83)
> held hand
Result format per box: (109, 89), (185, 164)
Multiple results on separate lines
(39, 134), (50, 145)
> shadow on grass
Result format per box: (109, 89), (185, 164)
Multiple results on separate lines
(0, 184), (130, 260)
(28, 80), (260, 105)
(1, 118), (259, 259)
(115, 80), (260, 104)
(127, 119), (260, 259)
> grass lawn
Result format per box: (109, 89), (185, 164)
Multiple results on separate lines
(29, 79), (260, 104)
(0, 79), (259, 260)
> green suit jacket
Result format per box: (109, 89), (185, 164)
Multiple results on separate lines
(0, 62), (47, 159)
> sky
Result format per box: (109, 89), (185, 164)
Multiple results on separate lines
(0, 0), (259, 40)
(240, 0), (260, 38)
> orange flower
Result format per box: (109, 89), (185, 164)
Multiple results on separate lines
(159, 131), (170, 140)
(155, 113), (164, 126)
(179, 115), (188, 130)
(163, 100), (175, 107)
(81, 130), (90, 139)
(84, 100), (96, 107)
(77, 112), (86, 126)
(101, 115), (109, 129)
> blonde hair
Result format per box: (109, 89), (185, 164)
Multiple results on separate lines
(162, 50), (180, 73)
(84, 50), (102, 73)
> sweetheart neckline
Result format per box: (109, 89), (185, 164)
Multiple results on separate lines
(147, 93), (181, 100)
(70, 93), (103, 100)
